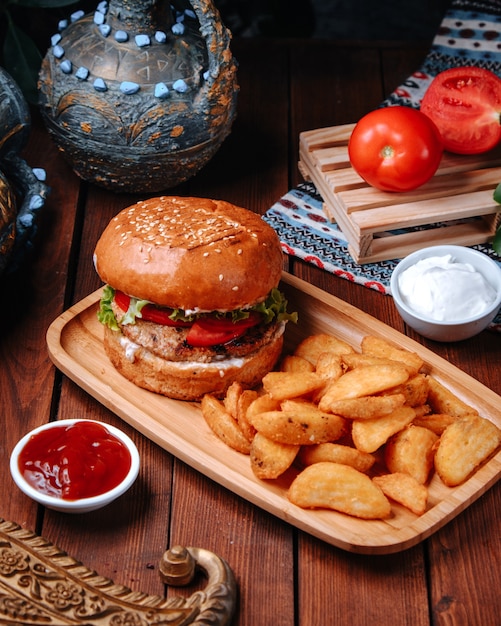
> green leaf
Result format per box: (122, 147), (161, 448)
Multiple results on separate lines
(493, 184), (501, 255)
(493, 225), (501, 256)
(493, 182), (501, 205)
(3, 20), (42, 104)
(97, 286), (119, 331)
(253, 288), (298, 324)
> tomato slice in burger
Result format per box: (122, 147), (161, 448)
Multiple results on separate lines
(114, 291), (191, 327)
(186, 313), (262, 347)
(114, 291), (132, 313)
(420, 66), (501, 155)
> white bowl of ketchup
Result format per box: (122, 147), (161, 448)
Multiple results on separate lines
(10, 419), (140, 513)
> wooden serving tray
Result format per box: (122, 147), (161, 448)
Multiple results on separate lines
(299, 123), (501, 264)
(46, 273), (501, 554)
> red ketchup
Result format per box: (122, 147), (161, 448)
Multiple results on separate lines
(18, 421), (132, 500)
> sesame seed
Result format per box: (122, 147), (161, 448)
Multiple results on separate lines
(219, 274), (223, 281)
(232, 286), (239, 291)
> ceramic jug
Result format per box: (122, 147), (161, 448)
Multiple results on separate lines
(0, 66), (48, 275)
(38, 0), (238, 193)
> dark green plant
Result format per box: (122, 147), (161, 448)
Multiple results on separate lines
(1, 0), (79, 103)
(492, 183), (501, 255)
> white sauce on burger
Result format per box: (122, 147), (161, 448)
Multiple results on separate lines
(119, 336), (247, 370)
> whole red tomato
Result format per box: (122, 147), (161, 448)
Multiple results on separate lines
(348, 106), (443, 192)
(420, 66), (501, 155)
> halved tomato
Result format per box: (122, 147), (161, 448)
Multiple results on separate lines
(420, 66), (501, 154)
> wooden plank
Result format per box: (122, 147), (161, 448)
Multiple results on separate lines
(350, 190), (499, 231)
(300, 123), (355, 151)
(352, 220), (497, 264)
(336, 168), (501, 213)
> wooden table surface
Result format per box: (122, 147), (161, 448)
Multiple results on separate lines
(2, 37), (500, 625)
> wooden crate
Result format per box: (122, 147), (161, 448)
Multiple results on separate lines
(299, 123), (501, 264)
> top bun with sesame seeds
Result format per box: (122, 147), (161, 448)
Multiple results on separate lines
(94, 195), (284, 312)
(93, 196), (297, 401)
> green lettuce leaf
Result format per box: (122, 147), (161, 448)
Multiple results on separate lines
(97, 285), (298, 329)
(97, 285), (119, 330)
(252, 288), (298, 324)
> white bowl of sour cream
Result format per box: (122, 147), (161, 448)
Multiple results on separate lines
(390, 245), (501, 342)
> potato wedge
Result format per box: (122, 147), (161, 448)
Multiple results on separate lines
(385, 373), (429, 407)
(288, 462), (391, 519)
(246, 393), (281, 421)
(318, 364), (410, 410)
(201, 394), (251, 454)
(384, 425), (438, 484)
(280, 354), (315, 373)
(223, 381), (244, 419)
(249, 403), (346, 445)
(294, 333), (354, 366)
(236, 389), (259, 442)
(299, 443), (375, 473)
(412, 412), (456, 436)
(262, 371), (324, 401)
(412, 404), (432, 419)
(341, 353), (414, 377)
(426, 377), (479, 418)
(250, 433), (299, 480)
(326, 393), (406, 420)
(315, 352), (345, 382)
(361, 335), (424, 374)
(434, 414), (501, 487)
(351, 406), (416, 453)
(373, 472), (428, 516)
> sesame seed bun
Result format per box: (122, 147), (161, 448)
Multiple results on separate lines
(94, 196), (284, 311)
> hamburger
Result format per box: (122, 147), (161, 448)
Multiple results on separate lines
(93, 196), (297, 401)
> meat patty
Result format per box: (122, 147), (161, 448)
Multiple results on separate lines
(112, 301), (283, 362)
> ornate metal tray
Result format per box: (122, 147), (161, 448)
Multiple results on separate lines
(0, 518), (236, 625)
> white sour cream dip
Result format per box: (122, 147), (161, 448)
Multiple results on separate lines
(397, 254), (497, 321)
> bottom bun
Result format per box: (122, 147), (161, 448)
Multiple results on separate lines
(103, 325), (285, 401)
